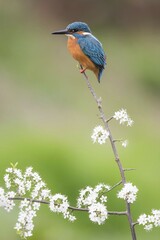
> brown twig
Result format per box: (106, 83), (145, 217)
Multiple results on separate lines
(82, 72), (137, 240)
(9, 197), (127, 216)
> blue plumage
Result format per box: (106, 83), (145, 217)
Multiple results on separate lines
(52, 22), (106, 82)
(73, 33), (106, 81)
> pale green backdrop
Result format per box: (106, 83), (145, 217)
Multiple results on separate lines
(0, 1), (160, 239)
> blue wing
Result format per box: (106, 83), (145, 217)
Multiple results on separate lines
(77, 34), (106, 69)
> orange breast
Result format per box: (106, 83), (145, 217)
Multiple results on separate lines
(67, 37), (99, 78)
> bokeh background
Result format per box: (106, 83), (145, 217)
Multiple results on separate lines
(0, 0), (160, 239)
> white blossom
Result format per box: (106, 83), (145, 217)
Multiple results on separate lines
(6, 167), (13, 173)
(137, 214), (148, 225)
(117, 183), (138, 203)
(49, 193), (76, 222)
(91, 125), (109, 144)
(1, 166), (113, 237)
(14, 178), (26, 195)
(19, 198), (29, 209)
(77, 186), (95, 208)
(77, 184), (109, 208)
(24, 167), (33, 177)
(32, 172), (42, 183)
(63, 210), (76, 222)
(122, 140), (128, 148)
(25, 180), (32, 191)
(144, 224), (153, 231)
(40, 189), (51, 199)
(100, 195), (107, 203)
(88, 203), (108, 225)
(152, 209), (160, 227)
(68, 214), (76, 222)
(0, 188), (16, 212)
(138, 210), (160, 231)
(0, 188), (5, 206)
(113, 109), (134, 126)
(15, 200), (36, 238)
(32, 202), (41, 211)
(31, 181), (46, 199)
(5, 191), (16, 212)
(94, 183), (110, 193)
(1, 166), (61, 238)
(49, 194), (69, 214)
(4, 174), (11, 189)
(13, 169), (23, 179)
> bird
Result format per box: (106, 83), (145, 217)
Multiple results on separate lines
(52, 22), (106, 82)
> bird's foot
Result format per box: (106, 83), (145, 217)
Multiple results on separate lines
(78, 64), (86, 73)
(77, 64), (88, 78)
(80, 67), (86, 74)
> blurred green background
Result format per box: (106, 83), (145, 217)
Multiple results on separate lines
(0, 0), (160, 239)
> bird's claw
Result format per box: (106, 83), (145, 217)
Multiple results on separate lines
(80, 67), (86, 74)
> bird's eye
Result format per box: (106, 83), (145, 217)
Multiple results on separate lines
(70, 29), (78, 33)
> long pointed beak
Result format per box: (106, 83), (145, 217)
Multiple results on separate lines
(52, 29), (68, 35)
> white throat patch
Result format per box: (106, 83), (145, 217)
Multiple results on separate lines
(65, 34), (75, 39)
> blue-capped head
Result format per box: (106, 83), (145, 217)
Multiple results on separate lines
(52, 22), (92, 35)
(66, 22), (91, 33)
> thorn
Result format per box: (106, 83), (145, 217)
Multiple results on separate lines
(113, 139), (122, 143)
(123, 168), (136, 172)
(107, 116), (114, 123)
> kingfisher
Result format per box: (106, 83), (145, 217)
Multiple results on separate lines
(52, 22), (106, 82)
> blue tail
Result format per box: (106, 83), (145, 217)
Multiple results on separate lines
(98, 68), (105, 83)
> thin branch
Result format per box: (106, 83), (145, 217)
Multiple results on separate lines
(9, 197), (49, 205)
(9, 197), (126, 216)
(82, 73), (126, 183)
(106, 181), (122, 193)
(133, 221), (138, 226)
(108, 211), (127, 216)
(82, 72), (137, 240)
